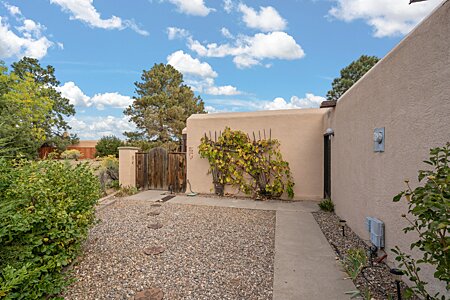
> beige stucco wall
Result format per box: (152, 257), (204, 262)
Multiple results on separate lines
(186, 109), (329, 200)
(118, 147), (139, 187)
(325, 1), (450, 293)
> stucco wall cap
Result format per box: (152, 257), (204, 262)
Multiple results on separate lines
(188, 108), (327, 121)
(118, 147), (140, 150)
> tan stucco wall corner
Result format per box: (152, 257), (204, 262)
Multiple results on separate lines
(118, 147), (140, 188)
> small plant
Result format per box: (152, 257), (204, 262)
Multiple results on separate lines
(319, 198), (334, 212)
(345, 288), (373, 299)
(116, 185), (138, 197)
(60, 149), (82, 160)
(392, 142), (449, 299)
(344, 248), (368, 280)
(108, 179), (120, 190)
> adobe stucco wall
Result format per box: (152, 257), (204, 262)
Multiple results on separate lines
(325, 1), (450, 293)
(186, 109), (329, 200)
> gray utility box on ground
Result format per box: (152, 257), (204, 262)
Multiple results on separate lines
(366, 217), (385, 249)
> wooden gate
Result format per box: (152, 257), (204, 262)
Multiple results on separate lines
(136, 147), (186, 193)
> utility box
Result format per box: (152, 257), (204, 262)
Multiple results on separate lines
(366, 217), (385, 248)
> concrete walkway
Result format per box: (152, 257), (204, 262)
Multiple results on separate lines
(124, 191), (356, 299)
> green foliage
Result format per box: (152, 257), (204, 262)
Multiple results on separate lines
(116, 186), (138, 197)
(0, 159), (100, 299)
(392, 142), (450, 299)
(124, 63), (205, 149)
(95, 135), (124, 158)
(11, 57), (76, 148)
(0, 63), (53, 158)
(326, 55), (380, 101)
(343, 248), (368, 280)
(0, 58), (76, 158)
(98, 156), (119, 192)
(318, 198), (335, 212)
(345, 289), (373, 299)
(198, 127), (295, 199)
(60, 149), (82, 160)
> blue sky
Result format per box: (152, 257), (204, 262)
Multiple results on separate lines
(0, 0), (442, 139)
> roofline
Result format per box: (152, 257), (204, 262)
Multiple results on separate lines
(335, 0), (448, 105)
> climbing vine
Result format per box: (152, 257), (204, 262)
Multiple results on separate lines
(198, 127), (294, 199)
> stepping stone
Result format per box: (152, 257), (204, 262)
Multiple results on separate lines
(143, 246), (165, 255)
(147, 211), (160, 216)
(134, 288), (164, 300)
(147, 223), (163, 230)
(150, 203), (162, 207)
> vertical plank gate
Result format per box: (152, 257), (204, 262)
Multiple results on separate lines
(148, 147), (168, 190)
(135, 147), (186, 193)
(168, 152), (187, 193)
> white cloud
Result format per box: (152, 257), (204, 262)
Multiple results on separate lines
(4, 3), (21, 16)
(56, 81), (132, 109)
(56, 82), (92, 107)
(166, 50), (241, 96)
(238, 4), (287, 32)
(167, 50), (217, 78)
(329, 0), (442, 37)
(0, 16), (54, 59)
(91, 92), (133, 110)
(263, 93), (325, 110)
(188, 31), (305, 68)
(167, 0), (214, 16)
(220, 27), (233, 39)
(50, 0), (148, 35)
(167, 27), (190, 40)
(205, 85), (240, 96)
(68, 115), (135, 139)
(223, 0), (234, 13)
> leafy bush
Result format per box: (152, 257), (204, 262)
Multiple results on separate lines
(393, 142), (449, 299)
(0, 159), (100, 298)
(198, 127), (294, 199)
(60, 149), (82, 160)
(95, 135), (123, 158)
(98, 155), (119, 192)
(319, 198), (334, 212)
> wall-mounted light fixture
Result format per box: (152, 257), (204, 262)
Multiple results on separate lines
(324, 128), (334, 136)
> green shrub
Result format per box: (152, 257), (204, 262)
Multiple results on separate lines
(95, 135), (123, 158)
(0, 159), (100, 298)
(318, 198), (334, 212)
(60, 149), (82, 160)
(116, 186), (138, 197)
(344, 248), (367, 280)
(98, 155), (119, 192)
(393, 142), (450, 299)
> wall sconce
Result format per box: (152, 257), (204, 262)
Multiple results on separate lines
(389, 268), (404, 300)
(339, 219), (347, 237)
(325, 128), (334, 136)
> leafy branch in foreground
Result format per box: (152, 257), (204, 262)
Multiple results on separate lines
(393, 142), (450, 300)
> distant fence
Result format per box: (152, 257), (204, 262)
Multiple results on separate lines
(39, 146), (97, 159)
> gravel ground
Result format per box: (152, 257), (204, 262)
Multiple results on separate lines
(313, 211), (419, 300)
(63, 199), (276, 300)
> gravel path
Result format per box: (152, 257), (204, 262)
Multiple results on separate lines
(63, 199), (276, 300)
